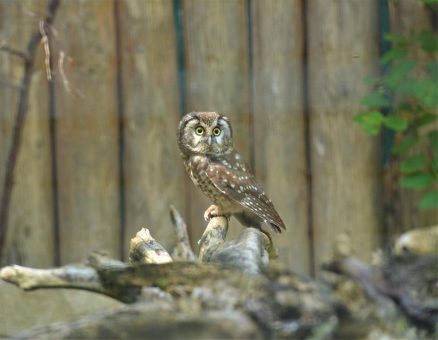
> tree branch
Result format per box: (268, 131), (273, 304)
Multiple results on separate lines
(198, 216), (228, 262)
(0, 0), (61, 259)
(129, 228), (173, 265)
(169, 205), (196, 261)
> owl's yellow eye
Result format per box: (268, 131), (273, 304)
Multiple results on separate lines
(195, 126), (204, 136)
(212, 127), (221, 136)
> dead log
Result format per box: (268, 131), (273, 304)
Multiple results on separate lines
(1, 210), (437, 339)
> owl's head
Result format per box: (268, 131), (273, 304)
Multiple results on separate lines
(177, 112), (233, 156)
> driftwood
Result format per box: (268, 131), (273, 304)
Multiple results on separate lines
(1, 210), (437, 339)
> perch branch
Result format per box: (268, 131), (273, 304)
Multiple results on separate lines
(0, 0), (61, 257)
(207, 228), (270, 274)
(129, 228), (173, 265)
(169, 205), (196, 261)
(197, 213), (271, 274)
(198, 216), (229, 263)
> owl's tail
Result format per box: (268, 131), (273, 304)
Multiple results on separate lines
(234, 212), (284, 234)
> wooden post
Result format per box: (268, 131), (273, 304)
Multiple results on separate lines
(116, 0), (185, 257)
(307, 0), (382, 272)
(251, 0), (309, 274)
(55, 0), (120, 263)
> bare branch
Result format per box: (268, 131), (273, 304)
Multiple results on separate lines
(1, 264), (101, 291)
(129, 228), (173, 265)
(58, 51), (71, 93)
(0, 45), (28, 60)
(198, 216), (228, 263)
(169, 205), (196, 261)
(0, 0), (61, 260)
(39, 20), (52, 81)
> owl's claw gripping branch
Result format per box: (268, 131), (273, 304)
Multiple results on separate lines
(203, 204), (230, 222)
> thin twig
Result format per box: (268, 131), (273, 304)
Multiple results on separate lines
(39, 20), (52, 81)
(58, 51), (71, 93)
(0, 46), (28, 60)
(0, 0), (61, 259)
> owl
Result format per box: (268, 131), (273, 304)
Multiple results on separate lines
(177, 111), (285, 233)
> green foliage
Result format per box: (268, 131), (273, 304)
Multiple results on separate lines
(354, 23), (438, 210)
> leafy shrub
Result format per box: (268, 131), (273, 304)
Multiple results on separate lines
(354, 4), (437, 209)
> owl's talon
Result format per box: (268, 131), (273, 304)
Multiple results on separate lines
(204, 205), (229, 222)
(204, 205), (219, 222)
(178, 112), (286, 234)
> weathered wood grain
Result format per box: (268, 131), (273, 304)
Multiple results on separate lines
(251, 0), (309, 274)
(0, 0), (54, 266)
(117, 0), (185, 257)
(183, 0), (251, 243)
(54, 0), (120, 263)
(307, 0), (382, 272)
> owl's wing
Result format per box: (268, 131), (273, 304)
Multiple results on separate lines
(206, 162), (286, 233)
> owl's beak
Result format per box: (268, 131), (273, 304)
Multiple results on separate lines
(207, 136), (212, 145)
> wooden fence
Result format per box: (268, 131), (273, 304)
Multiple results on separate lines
(0, 0), (435, 275)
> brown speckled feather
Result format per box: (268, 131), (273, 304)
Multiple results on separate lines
(206, 151), (286, 233)
(178, 112), (286, 233)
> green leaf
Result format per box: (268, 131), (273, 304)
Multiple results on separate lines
(429, 130), (438, 159)
(412, 113), (437, 127)
(364, 76), (379, 86)
(355, 111), (385, 124)
(427, 61), (438, 80)
(384, 115), (408, 131)
(361, 93), (390, 109)
(396, 78), (438, 108)
(385, 60), (416, 88)
(381, 47), (408, 64)
(419, 190), (438, 209)
(392, 135), (418, 155)
(421, 0), (437, 4)
(418, 31), (438, 53)
(353, 111), (385, 135)
(431, 158), (438, 174)
(384, 33), (407, 46)
(400, 155), (427, 173)
(428, 130), (438, 144)
(400, 174), (434, 189)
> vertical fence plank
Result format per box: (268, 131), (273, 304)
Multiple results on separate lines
(118, 0), (185, 254)
(183, 0), (251, 242)
(388, 0), (437, 230)
(55, 0), (120, 263)
(251, 0), (309, 273)
(307, 0), (382, 272)
(0, 0), (54, 266)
